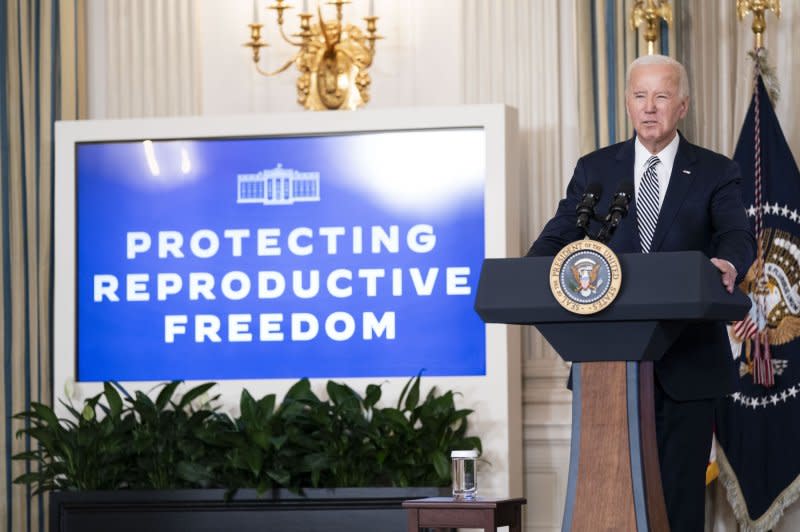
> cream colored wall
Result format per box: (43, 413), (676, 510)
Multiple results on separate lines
(86, 0), (201, 118)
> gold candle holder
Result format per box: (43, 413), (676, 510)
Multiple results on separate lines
(244, 1), (383, 110)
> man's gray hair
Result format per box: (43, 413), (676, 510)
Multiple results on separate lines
(626, 54), (689, 99)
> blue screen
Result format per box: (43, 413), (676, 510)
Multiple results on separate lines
(76, 129), (486, 381)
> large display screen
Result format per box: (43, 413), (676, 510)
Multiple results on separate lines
(76, 129), (486, 381)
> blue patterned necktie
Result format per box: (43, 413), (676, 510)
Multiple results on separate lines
(637, 155), (661, 253)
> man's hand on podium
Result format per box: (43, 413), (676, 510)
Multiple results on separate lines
(710, 257), (737, 294)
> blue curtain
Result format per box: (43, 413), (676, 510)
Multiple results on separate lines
(1, 0), (86, 530)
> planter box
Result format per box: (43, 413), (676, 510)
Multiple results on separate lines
(50, 487), (450, 532)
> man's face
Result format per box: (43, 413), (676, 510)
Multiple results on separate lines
(625, 63), (689, 154)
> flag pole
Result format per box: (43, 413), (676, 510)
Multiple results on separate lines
(736, 0), (781, 387)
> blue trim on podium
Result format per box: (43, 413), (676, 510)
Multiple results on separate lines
(627, 361), (649, 531)
(562, 363), (581, 532)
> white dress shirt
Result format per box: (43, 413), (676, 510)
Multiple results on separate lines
(633, 132), (680, 211)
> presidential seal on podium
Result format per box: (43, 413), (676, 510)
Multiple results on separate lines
(549, 239), (622, 315)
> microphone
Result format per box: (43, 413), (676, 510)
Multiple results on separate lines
(575, 182), (602, 234)
(606, 181), (634, 228)
(596, 181), (633, 243)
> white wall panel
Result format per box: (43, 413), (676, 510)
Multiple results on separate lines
(87, 0), (200, 118)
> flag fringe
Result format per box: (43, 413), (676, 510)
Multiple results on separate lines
(716, 442), (800, 531)
(748, 48), (779, 104)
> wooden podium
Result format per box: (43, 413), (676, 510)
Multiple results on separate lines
(474, 251), (750, 531)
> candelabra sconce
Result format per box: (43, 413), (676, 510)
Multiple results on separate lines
(630, 0), (673, 55)
(244, 0), (383, 111)
(736, 0), (781, 49)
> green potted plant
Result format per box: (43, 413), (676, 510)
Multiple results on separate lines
(14, 375), (481, 532)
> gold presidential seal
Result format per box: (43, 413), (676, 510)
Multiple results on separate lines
(549, 239), (622, 315)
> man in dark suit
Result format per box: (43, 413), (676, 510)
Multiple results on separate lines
(527, 55), (756, 531)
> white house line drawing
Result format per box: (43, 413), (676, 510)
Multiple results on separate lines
(237, 163), (320, 205)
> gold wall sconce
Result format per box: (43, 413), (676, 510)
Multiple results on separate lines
(244, 0), (382, 111)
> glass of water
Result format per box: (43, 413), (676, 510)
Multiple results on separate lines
(451, 449), (478, 500)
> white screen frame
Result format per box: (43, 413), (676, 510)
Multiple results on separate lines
(54, 104), (522, 497)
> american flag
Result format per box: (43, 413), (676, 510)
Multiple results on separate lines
(732, 313), (759, 341)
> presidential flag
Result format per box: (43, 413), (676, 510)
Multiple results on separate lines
(715, 74), (800, 531)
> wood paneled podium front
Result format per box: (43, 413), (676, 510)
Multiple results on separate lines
(474, 251), (751, 532)
(402, 497), (526, 532)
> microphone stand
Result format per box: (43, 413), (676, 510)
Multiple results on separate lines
(595, 219), (615, 243)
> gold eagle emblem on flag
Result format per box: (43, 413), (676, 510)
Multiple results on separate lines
(730, 228), (796, 377)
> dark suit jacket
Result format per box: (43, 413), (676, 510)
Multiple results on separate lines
(527, 134), (756, 401)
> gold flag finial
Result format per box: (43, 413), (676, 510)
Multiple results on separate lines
(630, 1), (673, 56)
(737, 0), (781, 50)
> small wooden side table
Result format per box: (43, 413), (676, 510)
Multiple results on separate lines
(402, 497), (527, 532)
